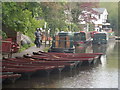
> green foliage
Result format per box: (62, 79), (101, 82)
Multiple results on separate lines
(40, 2), (67, 36)
(23, 2), (43, 18)
(70, 3), (82, 24)
(2, 2), (45, 40)
(2, 2), (83, 38)
(1, 31), (7, 40)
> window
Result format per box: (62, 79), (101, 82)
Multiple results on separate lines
(99, 15), (100, 19)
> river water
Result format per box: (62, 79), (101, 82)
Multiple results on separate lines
(3, 39), (118, 88)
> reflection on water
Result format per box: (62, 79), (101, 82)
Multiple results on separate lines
(100, 55), (107, 67)
(75, 38), (116, 54)
(3, 39), (118, 88)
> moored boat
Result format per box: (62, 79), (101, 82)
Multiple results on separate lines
(49, 32), (75, 53)
(33, 51), (103, 59)
(74, 31), (92, 46)
(92, 32), (109, 44)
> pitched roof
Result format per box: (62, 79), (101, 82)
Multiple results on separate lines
(92, 8), (106, 14)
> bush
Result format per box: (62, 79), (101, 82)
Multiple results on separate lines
(2, 31), (7, 40)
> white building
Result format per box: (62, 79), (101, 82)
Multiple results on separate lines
(78, 8), (111, 32)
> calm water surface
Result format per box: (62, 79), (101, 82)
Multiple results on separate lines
(3, 39), (118, 88)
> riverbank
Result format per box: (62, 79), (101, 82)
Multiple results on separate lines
(12, 45), (45, 58)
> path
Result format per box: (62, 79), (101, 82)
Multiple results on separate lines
(12, 45), (45, 58)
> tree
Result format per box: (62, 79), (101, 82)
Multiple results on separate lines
(2, 2), (45, 40)
(70, 2), (82, 24)
(40, 2), (66, 36)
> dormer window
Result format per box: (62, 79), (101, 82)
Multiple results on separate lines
(105, 15), (107, 19)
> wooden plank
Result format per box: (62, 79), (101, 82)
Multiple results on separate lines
(59, 36), (65, 48)
(55, 35), (59, 48)
(66, 36), (70, 48)
(55, 35), (59, 40)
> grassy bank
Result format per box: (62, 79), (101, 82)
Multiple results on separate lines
(43, 46), (50, 52)
(18, 43), (35, 52)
